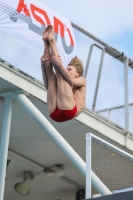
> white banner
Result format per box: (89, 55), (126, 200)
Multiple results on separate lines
(0, 0), (76, 66)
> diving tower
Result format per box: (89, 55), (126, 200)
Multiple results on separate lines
(0, 59), (133, 200)
(0, 60), (133, 153)
(0, 12), (133, 199)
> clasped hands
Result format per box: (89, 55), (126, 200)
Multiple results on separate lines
(41, 54), (62, 67)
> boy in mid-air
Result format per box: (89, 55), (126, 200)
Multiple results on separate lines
(41, 25), (86, 122)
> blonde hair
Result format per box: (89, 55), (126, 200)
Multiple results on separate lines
(68, 56), (84, 76)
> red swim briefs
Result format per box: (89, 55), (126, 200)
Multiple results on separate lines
(50, 106), (77, 122)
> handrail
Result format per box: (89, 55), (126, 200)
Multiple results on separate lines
(84, 43), (105, 111)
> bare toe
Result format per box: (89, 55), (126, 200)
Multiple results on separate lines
(47, 26), (55, 42)
(42, 27), (49, 41)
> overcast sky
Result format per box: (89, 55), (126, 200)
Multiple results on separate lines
(39, 0), (133, 60)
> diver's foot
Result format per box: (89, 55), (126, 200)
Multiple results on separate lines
(47, 25), (55, 43)
(42, 26), (49, 42)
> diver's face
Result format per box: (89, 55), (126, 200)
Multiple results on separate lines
(66, 65), (79, 78)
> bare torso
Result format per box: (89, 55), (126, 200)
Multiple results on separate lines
(71, 85), (86, 117)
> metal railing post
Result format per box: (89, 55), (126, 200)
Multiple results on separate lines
(0, 94), (12, 200)
(83, 43), (105, 112)
(92, 48), (105, 111)
(86, 133), (91, 199)
(124, 57), (129, 146)
(86, 133), (112, 198)
(13, 92), (112, 196)
(84, 44), (94, 78)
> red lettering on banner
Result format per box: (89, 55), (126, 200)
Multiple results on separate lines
(16, 0), (30, 17)
(16, 1), (74, 48)
(66, 28), (74, 46)
(54, 17), (74, 46)
(30, 4), (51, 26)
(54, 17), (64, 37)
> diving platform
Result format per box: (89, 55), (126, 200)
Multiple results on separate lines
(0, 60), (133, 200)
(0, 60), (133, 153)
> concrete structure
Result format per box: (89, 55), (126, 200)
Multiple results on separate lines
(0, 59), (133, 200)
